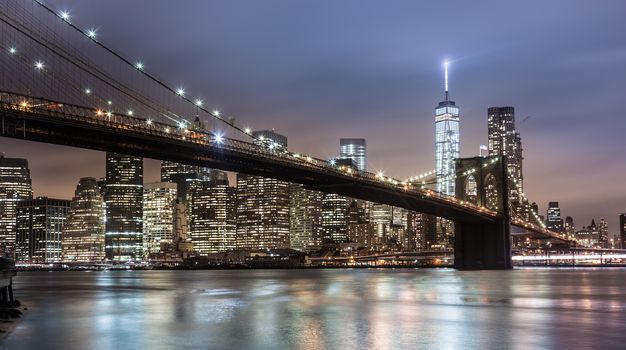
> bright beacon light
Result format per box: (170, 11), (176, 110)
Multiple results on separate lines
(87, 29), (97, 39)
(34, 61), (44, 70)
(194, 99), (203, 107)
(214, 133), (224, 144)
(9, 47), (16, 54)
(135, 62), (144, 70)
(176, 88), (185, 96)
(212, 109), (220, 117)
(444, 60), (449, 93)
(59, 10), (70, 21)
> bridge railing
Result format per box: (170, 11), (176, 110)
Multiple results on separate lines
(1, 91), (501, 219)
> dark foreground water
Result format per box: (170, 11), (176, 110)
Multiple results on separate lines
(3, 268), (626, 349)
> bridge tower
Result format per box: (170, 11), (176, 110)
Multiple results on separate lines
(454, 156), (512, 270)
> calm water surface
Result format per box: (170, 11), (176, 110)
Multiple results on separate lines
(3, 268), (626, 349)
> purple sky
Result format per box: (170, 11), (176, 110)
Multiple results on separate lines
(2, 0), (626, 233)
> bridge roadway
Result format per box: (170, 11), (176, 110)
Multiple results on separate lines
(0, 91), (567, 243)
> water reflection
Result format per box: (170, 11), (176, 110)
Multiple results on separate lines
(4, 268), (626, 349)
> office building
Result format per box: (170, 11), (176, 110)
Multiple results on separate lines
(435, 61), (460, 196)
(487, 106), (524, 203)
(16, 197), (70, 263)
(143, 182), (178, 257)
(340, 138), (366, 172)
(546, 202), (564, 233)
(619, 213), (626, 249)
(237, 130), (290, 250)
(0, 155), (32, 252)
(189, 178), (237, 255)
(321, 193), (349, 244)
(62, 178), (105, 262)
(102, 153), (143, 261)
(289, 184), (323, 252)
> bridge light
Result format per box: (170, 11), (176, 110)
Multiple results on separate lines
(127, 110), (133, 116)
(34, 60), (44, 70)
(212, 109), (220, 117)
(176, 87), (185, 96)
(214, 133), (224, 144)
(194, 99), (203, 107)
(59, 10), (70, 21)
(106, 111), (112, 117)
(107, 100), (112, 105)
(268, 143), (274, 150)
(244, 128), (251, 134)
(146, 119), (153, 125)
(178, 121), (186, 129)
(164, 127), (170, 133)
(306, 156), (312, 162)
(135, 62), (144, 70)
(20, 101), (29, 108)
(84, 88), (91, 95)
(330, 159), (336, 166)
(87, 29), (97, 39)
(8, 47), (16, 54)
(95, 109), (103, 116)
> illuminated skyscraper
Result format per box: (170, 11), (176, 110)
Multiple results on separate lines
(619, 213), (626, 249)
(103, 153), (143, 261)
(62, 178), (105, 262)
(488, 106), (524, 203)
(321, 193), (349, 244)
(189, 178), (237, 255)
(237, 130), (291, 250)
(546, 202), (564, 233)
(0, 155), (32, 253)
(289, 184), (323, 251)
(143, 182), (177, 257)
(340, 138), (366, 172)
(435, 61), (460, 196)
(16, 197), (70, 263)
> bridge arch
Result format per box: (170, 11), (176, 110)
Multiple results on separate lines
(484, 173), (498, 211)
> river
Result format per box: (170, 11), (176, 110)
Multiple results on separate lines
(2, 268), (626, 349)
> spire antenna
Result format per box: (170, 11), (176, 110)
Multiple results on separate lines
(444, 60), (449, 101)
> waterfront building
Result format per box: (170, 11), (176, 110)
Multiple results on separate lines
(371, 203), (392, 242)
(487, 106), (524, 203)
(289, 184), (323, 252)
(143, 182), (178, 257)
(321, 193), (349, 244)
(598, 217), (609, 248)
(189, 178), (237, 255)
(16, 197), (70, 263)
(619, 213), (626, 249)
(0, 155), (32, 253)
(546, 202), (564, 233)
(102, 153), (143, 261)
(62, 178), (105, 262)
(347, 199), (375, 249)
(237, 130), (290, 250)
(406, 212), (436, 250)
(564, 216), (575, 239)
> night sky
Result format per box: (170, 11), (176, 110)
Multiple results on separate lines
(2, 0), (625, 232)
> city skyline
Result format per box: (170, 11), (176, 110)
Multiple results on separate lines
(0, 0), (624, 232)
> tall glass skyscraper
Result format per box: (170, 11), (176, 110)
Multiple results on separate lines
(16, 197), (70, 263)
(488, 106), (524, 203)
(435, 61), (460, 196)
(0, 155), (32, 253)
(339, 139), (366, 172)
(62, 177), (105, 262)
(143, 182), (178, 257)
(103, 153), (143, 261)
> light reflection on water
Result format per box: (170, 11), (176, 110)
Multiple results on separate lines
(3, 268), (626, 349)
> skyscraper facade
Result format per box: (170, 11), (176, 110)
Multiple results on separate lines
(237, 130), (291, 250)
(143, 182), (178, 257)
(103, 153), (143, 261)
(16, 197), (70, 263)
(619, 213), (626, 249)
(487, 106), (524, 203)
(62, 178), (105, 262)
(189, 178), (237, 255)
(321, 193), (349, 244)
(546, 201), (564, 233)
(339, 139), (366, 172)
(289, 184), (323, 252)
(435, 62), (460, 196)
(0, 155), (32, 253)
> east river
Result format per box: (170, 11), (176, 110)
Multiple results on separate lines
(2, 268), (626, 349)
